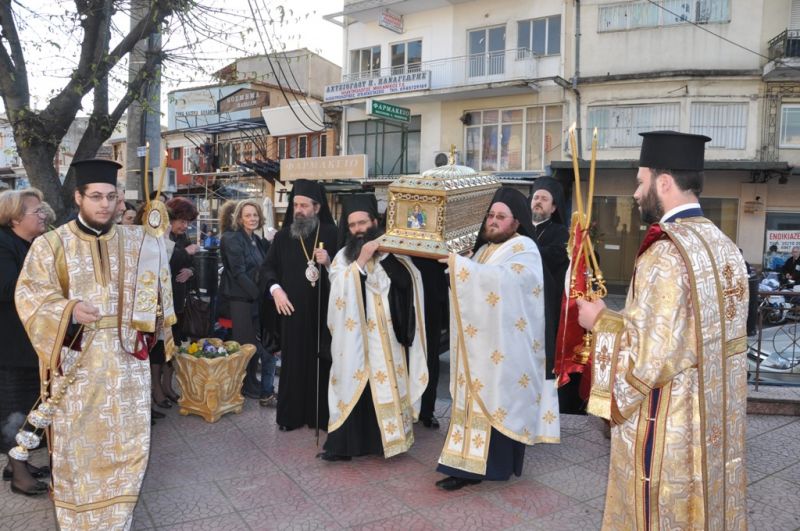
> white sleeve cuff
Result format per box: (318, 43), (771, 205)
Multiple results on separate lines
(269, 284), (282, 295)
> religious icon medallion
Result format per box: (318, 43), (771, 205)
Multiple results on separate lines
(306, 260), (319, 287)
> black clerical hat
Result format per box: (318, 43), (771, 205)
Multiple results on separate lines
(530, 177), (567, 226)
(639, 131), (710, 171)
(283, 179), (335, 228)
(342, 194), (378, 220)
(292, 179), (324, 203)
(473, 187), (535, 252)
(71, 158), (121, 187)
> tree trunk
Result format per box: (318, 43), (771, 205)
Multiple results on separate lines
(17, 142), (63, 217)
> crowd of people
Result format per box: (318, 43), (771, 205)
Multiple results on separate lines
(0, 130), (752, 530)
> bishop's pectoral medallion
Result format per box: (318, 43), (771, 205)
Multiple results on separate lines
(306, 260), (320, 287)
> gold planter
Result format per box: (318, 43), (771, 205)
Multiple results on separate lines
(173, 338), (256, 423)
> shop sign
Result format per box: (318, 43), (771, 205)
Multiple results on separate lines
(218, 89), (270, 113)
(766, 230), (800, 252)
(324, 72), (430, 102)
(275, 182), (293, 209)
(379, 9), (404, 34)
(280, 154), (367, 181)
(367, 99), (410, 123)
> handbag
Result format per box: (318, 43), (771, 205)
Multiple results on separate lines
(180, 286), (210, 338)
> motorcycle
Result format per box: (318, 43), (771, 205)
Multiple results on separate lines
(758, 273), (800, 325)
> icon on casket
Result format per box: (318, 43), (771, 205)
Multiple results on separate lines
(379, 157), (499, 259)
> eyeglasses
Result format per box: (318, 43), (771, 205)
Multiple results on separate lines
(82, 193), (118, 203)
(485, 212), (514, 222)
(24, 208), (47, 217)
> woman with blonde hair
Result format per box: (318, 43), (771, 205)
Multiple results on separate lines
(218, 199), (276, 404)
(0, 188), (50, 496)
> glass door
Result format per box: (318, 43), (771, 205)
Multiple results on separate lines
(468, 26), (505, 78)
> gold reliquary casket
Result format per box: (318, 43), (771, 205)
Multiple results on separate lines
(379, 162), (500, 258)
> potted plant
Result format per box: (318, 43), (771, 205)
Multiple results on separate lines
(173, 338), (256, 423)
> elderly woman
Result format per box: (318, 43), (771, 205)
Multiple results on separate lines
(219, 199), (276, 404)
(0, 188), (49, 496)
(150, 197), (199, 408)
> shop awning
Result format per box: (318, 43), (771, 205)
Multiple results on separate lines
(549, 159), (792, 172)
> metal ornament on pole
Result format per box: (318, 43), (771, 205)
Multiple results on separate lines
(316, 242), (324, 448)
(567, 124), (607, 364)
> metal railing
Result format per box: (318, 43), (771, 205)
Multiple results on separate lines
(749, 290), (800, 388)
(768, 29), (800, 61)
(342, 48), (538, 91)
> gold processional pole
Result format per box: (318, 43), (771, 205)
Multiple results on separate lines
(567, 124), (607, 364)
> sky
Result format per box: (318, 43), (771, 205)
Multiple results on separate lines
(11, 0), (344, 125)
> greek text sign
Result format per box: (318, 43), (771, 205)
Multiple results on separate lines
(324, 72), (430, 102)
(280, 155), (367, 181)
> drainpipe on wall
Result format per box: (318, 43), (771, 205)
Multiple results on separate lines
(573, 0), (583, 159)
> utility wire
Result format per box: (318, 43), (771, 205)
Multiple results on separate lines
(245, 0), (324, 133)
(643, 0), (800, 73)
(255, 0), (326, 129)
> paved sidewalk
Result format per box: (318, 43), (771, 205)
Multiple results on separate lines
(1, 394), (799, 530)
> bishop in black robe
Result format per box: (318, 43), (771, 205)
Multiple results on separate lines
(263, 180), (339, 431)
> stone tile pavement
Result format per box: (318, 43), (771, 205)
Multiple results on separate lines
(1, 393), (799, 530)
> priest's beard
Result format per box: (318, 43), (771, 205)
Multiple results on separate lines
(531, 211), (550, 223)
(638, 182), (664, 225)
(481, 221), (519, 245)
(80, 209), (115, 233)
(344, 226), (383, 263)
(290, 213), (319, 240)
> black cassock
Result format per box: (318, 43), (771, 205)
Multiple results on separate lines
(263, 224), (339, 430)
(534, 217), (586, 414)
(323, 254), (416, 457)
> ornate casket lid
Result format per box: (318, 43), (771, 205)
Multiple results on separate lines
(390, 163), (498, 193)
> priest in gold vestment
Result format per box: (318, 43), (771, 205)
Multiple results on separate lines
(322, 195), (428, 460)
(15, 159), (175, 530)
(577, 132), (748, 530)
(436, 187), (560, 491)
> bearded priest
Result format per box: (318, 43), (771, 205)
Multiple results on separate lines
(321, 194), (428, 461)
(577, 131), (748, 530)
(435, 187), (560, 491)
(263, 179), (339, 431)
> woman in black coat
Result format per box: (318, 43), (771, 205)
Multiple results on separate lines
(0, 188), (50, 496)
(218, 199), (275, 403)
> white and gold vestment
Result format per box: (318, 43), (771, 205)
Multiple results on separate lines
(439, 235), (560, 475)
(327, 250), (428, 457)
(15, 221), (174, 530)
(587, 217), (748, 530)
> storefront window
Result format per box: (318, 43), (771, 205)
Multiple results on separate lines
(465, 105), (562, 171)
(347, 116), (421, 176)
(592, 195), (738, 285)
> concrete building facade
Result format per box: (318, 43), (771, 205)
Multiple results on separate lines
(324, 0), (800, 284)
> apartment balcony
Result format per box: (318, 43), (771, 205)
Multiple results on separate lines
(326, 49), (540, 103)
(341, 0), (474, 21)
(764, 29), (800, 81)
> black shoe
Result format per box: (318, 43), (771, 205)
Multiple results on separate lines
(152, 396), (172, 409)
(165, 393), (181, 404)
(316, 451), (352, 462)
(435, 476), (481, 491)
(278, 425), (294, 432)
(421, 416), (440, 429)
(151, 408), (165, 419)
(3, 464), (50, 481)
(243, 390), (261, 400)
(10, 480), (48, 496)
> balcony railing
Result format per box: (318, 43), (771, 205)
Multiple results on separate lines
(768, 29), (800, 61)
(342, 48), (538, 91)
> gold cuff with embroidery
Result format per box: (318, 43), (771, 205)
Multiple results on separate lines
(586, 309), (624, 420)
